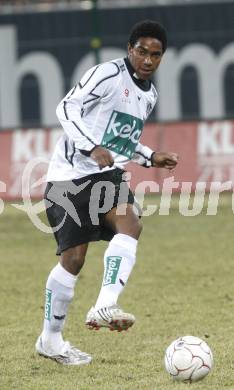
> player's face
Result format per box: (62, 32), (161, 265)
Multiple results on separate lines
(128, 37), (163, 80)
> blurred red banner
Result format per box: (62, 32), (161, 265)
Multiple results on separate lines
(1, 120), (234, 200)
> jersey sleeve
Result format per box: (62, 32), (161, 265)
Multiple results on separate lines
(132, 142), (155, 168)
(56, 62), (120, 153)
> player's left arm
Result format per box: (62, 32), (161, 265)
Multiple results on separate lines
(133, 90), (178, 169)
(132, 143), (178, 170)
(132, 143), (155, 167)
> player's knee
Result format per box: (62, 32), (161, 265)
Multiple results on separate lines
(61, 252), (86, 275)
(137, 219), (143, 236)
(72, 255), (85, 274)
(130, 218), (143, 239)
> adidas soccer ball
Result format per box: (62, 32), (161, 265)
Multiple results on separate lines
(164, 335), (214, 383)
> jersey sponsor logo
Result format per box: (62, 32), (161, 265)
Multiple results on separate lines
(103, 256), (122, 285)
(45, 288), (52, 321)
(101, 110), (143, 158)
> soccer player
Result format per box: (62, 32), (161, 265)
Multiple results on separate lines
(36, 20), (178, 365)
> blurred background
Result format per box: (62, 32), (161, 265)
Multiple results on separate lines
(0, 0), (234, 199)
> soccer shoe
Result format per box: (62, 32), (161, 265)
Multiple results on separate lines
(85, 304), (135, 332)
(35, 336), (92, 365)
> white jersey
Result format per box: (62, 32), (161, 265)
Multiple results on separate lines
(47, 58), (158, 181)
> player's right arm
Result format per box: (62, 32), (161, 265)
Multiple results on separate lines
(89, 146), (114, 169)
(56, 62), (120, 165)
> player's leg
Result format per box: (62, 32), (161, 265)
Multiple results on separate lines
(36, 179), (94, 364)
(36, 244), (92, 365)
(86, 203), (141, 331)
(60, 244), (88, 275)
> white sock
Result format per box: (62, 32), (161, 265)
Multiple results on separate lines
(95, 233), (137, 310)
(41, 263), (77, 353)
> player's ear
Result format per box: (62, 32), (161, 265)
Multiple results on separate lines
(127, 43), (133, 57)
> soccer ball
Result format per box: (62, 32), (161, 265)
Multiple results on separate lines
(164, 335), (214, 383)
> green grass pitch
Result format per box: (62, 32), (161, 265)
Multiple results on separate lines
(0, 196), (233, 390)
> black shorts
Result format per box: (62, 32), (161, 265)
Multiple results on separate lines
(44, 168), (135, 255)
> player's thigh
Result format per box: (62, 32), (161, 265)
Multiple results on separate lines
(103, 203), (142, 239)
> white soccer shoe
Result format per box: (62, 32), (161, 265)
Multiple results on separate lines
(35, 336), (92, 366)
(85, 305), (135, 332)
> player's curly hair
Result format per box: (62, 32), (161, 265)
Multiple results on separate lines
(128, 20), (167, 53)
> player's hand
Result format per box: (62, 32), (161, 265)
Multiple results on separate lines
(90, 146), (114, 169)
(152, 152), (179, 170)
